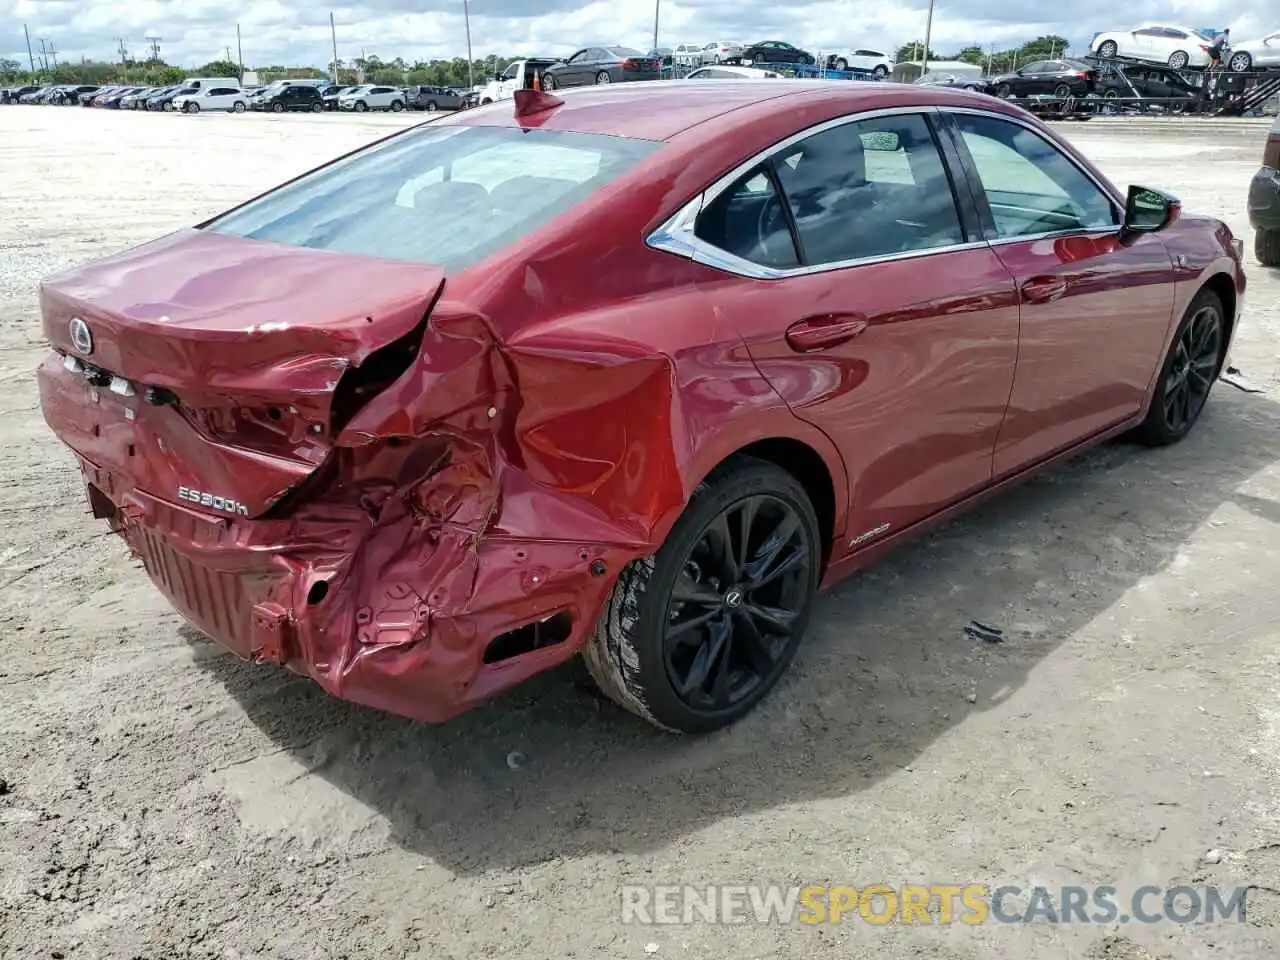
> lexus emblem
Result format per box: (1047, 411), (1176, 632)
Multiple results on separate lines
(69, 317), (93, 355)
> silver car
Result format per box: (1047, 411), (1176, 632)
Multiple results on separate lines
(1228, 29), (1280, 72)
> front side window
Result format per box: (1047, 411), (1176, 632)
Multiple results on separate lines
(950, 113), (1117, 238)
(205, 126), (660, 272)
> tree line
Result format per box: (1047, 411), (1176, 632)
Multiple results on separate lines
(0, 54), (516, 88)
(1, 36), (1072, 89)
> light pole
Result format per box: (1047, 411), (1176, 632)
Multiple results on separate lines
(921, 0), (935, 75)
(464, 0), (474, 89)
(652, 0), (660, 54)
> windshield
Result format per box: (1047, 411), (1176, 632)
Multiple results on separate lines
(204, 125), (661, 271)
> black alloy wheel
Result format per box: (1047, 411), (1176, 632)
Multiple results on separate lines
(1135, 289), (1225, 445)
(663, 494), (812, 714)
(582, 457), (821, 733)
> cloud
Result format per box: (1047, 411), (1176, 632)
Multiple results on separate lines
(1, 0), (1272, 69)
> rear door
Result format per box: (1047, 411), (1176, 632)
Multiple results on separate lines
(939, 109), (1176, 477)
(677, 109), (1020, 553)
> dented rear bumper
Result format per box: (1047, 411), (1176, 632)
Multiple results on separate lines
(75, 452), (641, 723)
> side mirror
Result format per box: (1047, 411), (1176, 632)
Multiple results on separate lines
(1122, 185), (1180, 234)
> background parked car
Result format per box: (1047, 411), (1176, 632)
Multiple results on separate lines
(52, 84), (99, 104)
(648, 47), (673, 67)
(119, 87), (157, 109)
(320, 84), (357, 110)
(98, 87), (143, 109)
(826, 48), (894, 76)
(989, 59), (1097, 98)
(685, 65), (781, 79)
(542, 47), (662, 88)
(672, 43), (703, 67)
(405, 85), (463, 111)
(149, 85), (196, 111)
(1092, 60), (1202, 106)
(733, 41), (816, 66)
(1227, 30), (1280, 72)
(253, 84), (324, 112)
(1248, 116), (1280, 264)
(700, 41), (744, 64)
(915, 70), (989, 91)
(1090, 23), (1213, 69)
(173, 86), (248, 114)
(3, 85), (39, 103)
(338, 84), (406, 111)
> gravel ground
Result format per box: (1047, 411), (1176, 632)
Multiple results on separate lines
(2, 106), (1280, 960)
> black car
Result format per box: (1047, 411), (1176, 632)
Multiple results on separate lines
(542, 47), (662, 88)
(2, 85), (39, 103)
(1093, 60), (1202, 109)
(52, 84), (98, 104)
(320, 84), (357, 110)
(251, 83), (323, 112)
(731, 41), (816, 66)
(989, 59), (1097, 99)
(404, 85), (464, 111)
(149, 85), (196, 111)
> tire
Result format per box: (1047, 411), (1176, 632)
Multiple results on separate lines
(355, 100), (368, 111)
(390, 100), (404, 112)
(541, 74), (556, 91)
(232, 101), (246, 113)
(312, 102), (322, 112)
(1257, 229), (1280, 267)
(272, 101), (284, 113)
(425, 100), (438, 112)
(873, 65), (888, 78)
(595, 70), (611, 84)
(1053, 83), (1072, 98)
(835, 58), (848, 71)
(996, 82), (1012, 98)
(581, 456), (821, 733)
(1098, 40), (1119, 59)
(1133, 289), (1226, 447)
(1103, 88), (1121, 100)
(1229, 52), (1252, 73)
(184, 102), (198, 114)
(1168, 51), (1189, 70)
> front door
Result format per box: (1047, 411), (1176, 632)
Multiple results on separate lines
(686, 110), (1021, 553)
(942, 110), (1176, 477)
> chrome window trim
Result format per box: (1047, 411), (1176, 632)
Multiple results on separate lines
(644, 103), (1128, 280)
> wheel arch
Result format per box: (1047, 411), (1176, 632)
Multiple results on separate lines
(680, 429), (849, 571)
(1201, 270), (1238, 365)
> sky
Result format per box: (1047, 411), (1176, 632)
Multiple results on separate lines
(1, 0), (1274, 71)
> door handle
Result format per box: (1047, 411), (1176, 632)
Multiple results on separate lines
(1021, 276), (1069, 303)
(785, 314), (869, 352)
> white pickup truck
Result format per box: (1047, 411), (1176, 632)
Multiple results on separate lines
(477, 58), (558, 104)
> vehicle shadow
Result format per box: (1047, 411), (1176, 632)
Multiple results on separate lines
(187, 388), (1280, 876)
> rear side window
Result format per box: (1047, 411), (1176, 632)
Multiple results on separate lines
(204, 126), (661, 271)
(695, 168), (799, 269)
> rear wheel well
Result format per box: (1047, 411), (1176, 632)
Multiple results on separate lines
(1201, 272), (1237, 365)
(731, 438), (837, 567)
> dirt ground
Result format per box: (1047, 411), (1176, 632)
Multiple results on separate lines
(2, 105), (1280, 960)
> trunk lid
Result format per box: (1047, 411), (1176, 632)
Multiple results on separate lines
(38, 229), (445, 518)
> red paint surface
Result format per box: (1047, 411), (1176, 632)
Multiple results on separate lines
(37, 84), (1247, 723)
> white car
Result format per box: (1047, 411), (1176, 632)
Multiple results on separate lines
(1227, 29), (1280, 72)
(672, 43), (703, 67)
(1089, 23), (1213, 70)
(699, 40), (744, 64)
(337, 85), (406, 112)
(685, 65), (781, 80)
(828, 48), (894, 77)
(172, 86), (248, 114)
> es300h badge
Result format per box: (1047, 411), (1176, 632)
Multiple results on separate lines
(177, 486), (250, 516)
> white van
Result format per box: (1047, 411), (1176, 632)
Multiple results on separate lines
(184, 77), (241, 91)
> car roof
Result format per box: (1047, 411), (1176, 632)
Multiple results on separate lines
(449, 80), (1000, 142)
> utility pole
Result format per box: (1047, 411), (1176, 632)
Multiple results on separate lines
(921, 0), (935, 75)
(23, 24), (36, 73)
(237, 23), (245, 80)
(463, 0), (474, 89)
(652, 0), (660, 55)
(37, 39), (50, 71)
(115, 36), (128, 63)
(148, 37), (162, 62)
(985, 43), (993, 74)
(329, 12), (339, 82)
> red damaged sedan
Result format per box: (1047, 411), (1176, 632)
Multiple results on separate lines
(38, 82), (1245, 733)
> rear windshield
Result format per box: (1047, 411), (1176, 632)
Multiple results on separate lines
(204, 125), (660, 271)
